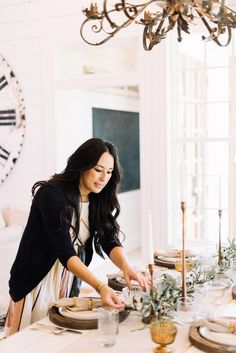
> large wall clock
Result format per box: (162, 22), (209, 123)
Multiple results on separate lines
(0, 54), (26, 184)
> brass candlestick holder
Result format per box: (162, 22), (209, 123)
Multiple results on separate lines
(181, 201), (186, 298)
(218, 209), (223, 273)
(149, 263), (154, 289)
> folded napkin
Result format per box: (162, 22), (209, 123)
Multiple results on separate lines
(196, 316), (236, 334)
(154, 248), (196, 258)
(52, 297), (102, 312)
(158, 256), (181, 263)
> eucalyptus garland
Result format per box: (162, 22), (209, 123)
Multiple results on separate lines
(221, 238), (236, 269)
(139, 240), (236, 324)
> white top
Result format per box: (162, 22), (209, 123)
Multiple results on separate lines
(79, 201), (90, 245)
(71, 202), (90, 248)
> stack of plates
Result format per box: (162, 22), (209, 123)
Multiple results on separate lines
(154, 249), (197, 269)
(199, 326), (236, 346)
(108, 276), (139, 291)
(189, 317), (236, 352)
(49, 300), (129, 330)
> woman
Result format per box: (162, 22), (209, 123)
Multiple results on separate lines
(5, 138), (147, 336)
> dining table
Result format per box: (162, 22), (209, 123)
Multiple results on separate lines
(1, 269), (236, 353)
(1, 298), (236, 353)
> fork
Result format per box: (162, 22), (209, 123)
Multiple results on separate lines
(32, 323), (82, 335)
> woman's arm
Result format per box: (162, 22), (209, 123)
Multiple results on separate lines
(109, 246), (148, 290)
(67, 256), (124, 309)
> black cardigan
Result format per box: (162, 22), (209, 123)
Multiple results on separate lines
(9, 184), (122, 302)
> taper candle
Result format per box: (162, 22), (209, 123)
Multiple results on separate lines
(181, 201), (186, 298)
(181, 153), (187, 202)
(147, 209), (154, 264)
(218, 176), (222, 210)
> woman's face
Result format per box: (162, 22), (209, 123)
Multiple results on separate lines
(80, 151), (114, 197)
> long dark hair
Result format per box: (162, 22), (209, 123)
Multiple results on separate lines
(32, 138), (121, 257)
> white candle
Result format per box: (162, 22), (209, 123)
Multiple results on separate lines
(181, 156), (187, 202)
(147, 210), (154, 264)
(218, 176), (222, 209)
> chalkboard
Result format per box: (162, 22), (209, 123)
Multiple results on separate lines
(92, 107), (140, 193)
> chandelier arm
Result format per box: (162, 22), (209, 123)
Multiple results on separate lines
(143, 16), (167, 51)
(196, 10), (232, 47)
(103, 0), (123, 28)
(155, 11), (167, 35)
(212, 27), (232, 47)
(196, 10), (214, 35)
(143, 24), (154, 51)
(102, 0), (152, 29)
(121, 0), (158, 21)
(222, 4), (236, 16)
(177, 21), (182, 42)
(119, 0), (139, 20)
(80, 18), (128, 46)
(103, 0), (120, 28)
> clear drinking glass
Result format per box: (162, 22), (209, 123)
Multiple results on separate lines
(204, 280), (227, 306)
(176, 296), (195, 324)
(97, 307), (119, 347)
(194, 283), (208, 318)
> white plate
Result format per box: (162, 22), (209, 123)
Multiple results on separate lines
(199, 326), (236, 347)
(116, 277), (139, 286)
(155, 249), (197, 258)
(58, 307), (98, 320)
(158, 255), (197, 263)
(158, 256), (178, 263)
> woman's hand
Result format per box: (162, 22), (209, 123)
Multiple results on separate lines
(99, 284), (125, 309)
(122, 265), (148, 291)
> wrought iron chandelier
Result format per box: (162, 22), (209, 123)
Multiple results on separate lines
(80, 1), (236, 50)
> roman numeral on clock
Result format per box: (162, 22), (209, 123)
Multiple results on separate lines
(0, 146), (10, 167)
(0, 75), (8, 90)
(0, 109), (16, 126)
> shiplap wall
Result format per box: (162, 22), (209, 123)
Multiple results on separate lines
(0, 0), (142, 256)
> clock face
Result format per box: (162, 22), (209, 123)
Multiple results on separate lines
(0, 55), (26, 184)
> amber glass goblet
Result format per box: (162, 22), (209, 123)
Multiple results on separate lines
(150, 321), (177, 353)
(174, 258), (193, 272)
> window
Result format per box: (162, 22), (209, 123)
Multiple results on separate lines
(169, 34), (236, 246)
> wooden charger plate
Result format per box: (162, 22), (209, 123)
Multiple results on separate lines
(108, 277), (141, 291)
(108, 278), (126, 291)
(49, 306), (130, 330)
(189, 322), (236, 353)
(154, 256), (175, 269)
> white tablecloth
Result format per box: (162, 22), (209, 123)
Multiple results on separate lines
(1, 300), (236, 353)
(0, 313), (191, 353)
(1, 283), (236, 353)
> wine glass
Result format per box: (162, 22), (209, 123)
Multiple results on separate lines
(150, 321), (177, 353)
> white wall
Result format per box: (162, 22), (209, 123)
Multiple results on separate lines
(0, 1), (170, 268)
(0, 0), (143, 255)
